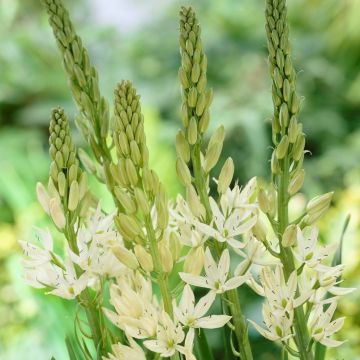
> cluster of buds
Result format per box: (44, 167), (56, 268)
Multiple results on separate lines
(37, 108), (89, 233)
(42, 0), (110, 161)
(109, 80), (176, 276)
(265, 0), (305, 197)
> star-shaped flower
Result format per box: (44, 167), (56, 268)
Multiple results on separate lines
(180, 248), (249, 294)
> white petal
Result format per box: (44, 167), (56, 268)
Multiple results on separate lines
(194, 291), (216, 319)
(224, 275), (250, 291)
(248, 320), (278, 341)
(179, 272), (212, 289)
(319, 338), (345, 348)
(194, 315), (231, 329)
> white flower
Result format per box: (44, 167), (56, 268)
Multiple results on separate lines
(296, 265), (355, 305)
(143, 311), (195, 360)
(180, 248), (249, 294)
(48, 255), (89, 299)
(103, 274), (159, 339)
(294, 226), (336, 269)
(249, 303), (294, 342)
(173, 285), (231, 348)
(260, 266), (299, 312)
(103, 336), (146, 360)
(309, 301), (345, 347)
(219, 177), (257, 215)
(194, 197), (257, 249)
(69, 205), (123, 277)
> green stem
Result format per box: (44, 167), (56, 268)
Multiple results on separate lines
(191, 143), (253, 360)
(277, 155), (313, 360)
(145, 216), (173, 317)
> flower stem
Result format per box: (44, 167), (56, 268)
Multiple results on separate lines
(277, 155), (313, 360)
(191, 144), (253, 360)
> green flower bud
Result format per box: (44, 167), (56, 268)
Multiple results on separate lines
(282, 224), (297, 247)
(204, 141), (222, 173)
(288, 116), (298, 143)
(276, 135), (289, 159)
(218, 157), (234, 194)
(158, 242), (173, 273)
(186, 185), (205, 219)
(178, 67), (190, 89)
(130, 140), (141, 165)
(191, 62), (201, 83)
(134, 188), (150, 215)
(125, 158), (138, 186)
(292, 133), (305, 161)
(199, 110), (210, 133)
(188, 87), (198, 108)
(271, 150), (280, 174)
(115, 188), (136, 214)
(288, 169), (305, 196)
(49, 198), (66, 229)
(68, 180), (79, 211)
(57, 172), (66, 197)
(169, 232), (182, 262)
(181, 103), (189, 127)
(306, 192), (334, 215)
(115, 213), (143, 239)
(176, 130), (190, 163)
(112, 246), (139, 270)
(283, 79), (291, 102)
(134, 245), (153, 272)
(176, 157), (192, 186)
(188, 117), (198, 145)
(279, 103), (289, 128)
(195, 93), (206, 116)
(273, 67), (283, 88)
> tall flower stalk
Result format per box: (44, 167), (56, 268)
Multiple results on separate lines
(19, 1), (354, 360)
(177, 6), (253, 360)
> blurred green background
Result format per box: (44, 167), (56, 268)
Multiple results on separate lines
(0, 0), (359, 358)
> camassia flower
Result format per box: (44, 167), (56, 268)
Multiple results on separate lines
(294, 226), (336, 269)
(308, 301), (345, 347)
(68, 205), (124, 277)
(103, 336), (146, 360)
(173, 285), (231, 348)
(143, 311), (195, 360)
(249, 303), (294, 342)
(20, 229), (88, 299)
(103, 274), (159, 339)
(180, 248), (250, 294)
(194, 196), (257, 249)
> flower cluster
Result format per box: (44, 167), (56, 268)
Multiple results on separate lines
(20, 1), (355, 359)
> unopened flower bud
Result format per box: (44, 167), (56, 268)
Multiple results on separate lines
(188, 117), (198, 145)
(57, 172), (66, 197)
(282, 224), (297, 247)
(290, 92), (300, 114)
(184, 247), (204, 275)
(199, 110), (210, 133)
(258, 188), (269, 214)
(176, 158), (192, 186)
(306, 192), (334, 215)
(208, 125), (225, 149)
(218, 157), (234, 194)
(181, 103), (189, 127)
(196, 93), (206, 116)
(134, 188), (150, 215)
(186, 185), (205, 219)
(276, 135), (289, 159)
(288, 116), (298, 143)
(115, 213), (142, 239)
(68, 180), (79, 211)
(169, 232), (182, 262)
(187, 87), (198, 108)
(204, 142), (222, 173)
(176, 130), (190, 163)
(36, 182), (50, 214)
(159, 243), (173, 273)
(130, 140), (141, 165)
(279, 103), (289, 128)
(125, 158), (138, 186)
(115, 188), (136, 214)
(292, 133), (305, 161)
(288, 169), (305, 196)
(178, 67), (189, 89)
(112, 246), (139, 269)
(78, 172), (88, 200)
(134, 245), (153, 272)
(271, 151), (280, 174)
(49, 198), (66, 229)
(252, 219), (267, 242)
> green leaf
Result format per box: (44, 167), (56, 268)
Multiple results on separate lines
(65, 336), (79, 360)
(194, 328), (215, 360)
